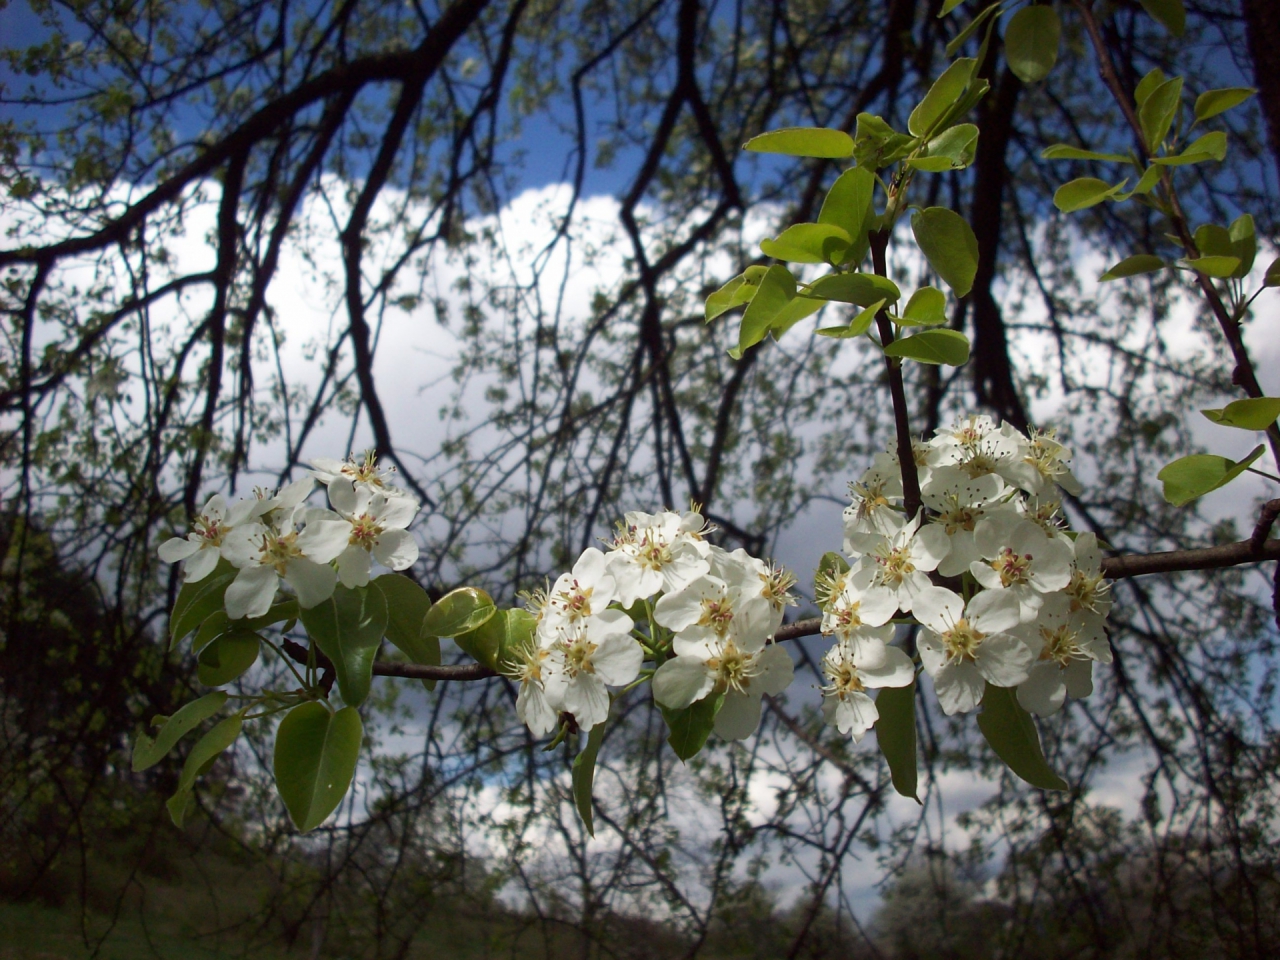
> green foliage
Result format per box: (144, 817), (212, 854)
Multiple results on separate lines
(897, 286), (948, 326)
(1201, 397), (1280, 430)
(1053, 177), (1124, 212)
(572, 722), (607, 837)
(273, 702), (363, 833)
(874, 681), (919, 802)
(1004, 6), (1060, 84)
(299, 585), (389, 708)
(852, 113), (918, 170)
(1139, 76), (1183, 153)
(132, 692), (229, 773)
(908, 59), (977, 138)
(910, 207), (979, 296)
(815, 299), (883, 338)
(167, 712), (245, 827)
(373, 573), (440, 690)
(743, 127), (853, 158)
(1138, 0), (1186, 37)
(1158, 445), (1265, 506)
(196, 629), (260, 686)
(1100, 255), (1166, 281)
(422, 586), (496, 638)
(760, 222), (851, 265)
(976, 685), (1067, 791)
(454, 607), (535, 672)
(1194, 87), (1256, 124)
(662, 692), (725, 761)
(169, 561), (238, 648)
(806, 272), (900, 306)
(883, 329), (971, 366)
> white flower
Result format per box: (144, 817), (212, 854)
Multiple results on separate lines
(819, 565), (898, 657)
(969, 517), (1073, 622)
(539, 546), (619, 632)
(1064, 532), (1112, 617)
(310, 450), (401, 493)
(1005, 428), (1082, 497)
(820, 639), (916, 741)
(157, 494), (267, 582)
(843, 462), (905, 554)
(504, 640), (559, 736)
(540, 609), (642, 730)
(1014, 594), (1111, 716)
(932, 415), (1027, 483)
(654, 576), (784, 647)
(321, 480), (420, 588)
(915, 586), (1033, 715)
(920, 466), (1013, 578)
(850, 512), (950, 613)
(607, 510), (711, 606)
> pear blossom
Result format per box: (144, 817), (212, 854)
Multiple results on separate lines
(654, 575), (784, 646)
(969, 516), (1073, 622)
(843, 463), (905, 554)
(1014, 594), (1111, 716)
(920, 467), (1012, 577)
(1005, 427), (1082, 497)
(932, 415), (1028, 483)
(310, 449), (400, 493)
(607, 509), (711, 606)
(820, 639), (916, 741)
(915, 586), (1033, 715)
(319, 480), (420, 588)
(540, 609), (642, 730)
(818, 564), (898, 658)
(538, 546), (619, 632)
(158, 494), (268, 582)
(504, 639), (559, 736)
(1064, 532), (1112, 617)
(850, 512), (950, 613)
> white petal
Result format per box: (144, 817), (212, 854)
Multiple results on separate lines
(754, 644), (794, 696)
(372, 528), (418, 570)
(373, 492), (418, 529)
(336, 545), (371, 588)
(590, 633), (643, 686)
(834, 690), (878, 739)
(563, 675), (610, 730)
(911, 522), (951, 570)
(296, 516), (352, 564)
(917, 630), (949, 678)
(931, 660), (985, 715)
(222, 525), (265, 567)
(975, 634), (1034, 687)
(517, 682), (559, 736)
(201, 494), (227, 522)
(158, 536), (200, 564)
(183, 545), (221, 583)
(286, 558), (338, 609)
(857, 646), (915, 689)
(1017, 664), (1066, 717)
(713, 691), (763, 740)
(968, 588), (1021, 635)
(911, 586), (964, 634)
(652, 656), (714, 709)
(225, 565), (278, 619)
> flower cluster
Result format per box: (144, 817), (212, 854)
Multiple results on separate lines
(820, 416), (1112, 739)
(158, 452), (421, 618)
(507, 508), (798, 740)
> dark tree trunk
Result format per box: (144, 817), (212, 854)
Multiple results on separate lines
(1243, 0), (1280, 189)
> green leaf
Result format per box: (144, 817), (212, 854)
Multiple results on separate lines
(977, 684), (1068, 790)
(197, 630), (260, 686)
(743, 127), (854, 159)
(883, 329), (971, 366)
(761, 223), (851, 265)
(1194, 87), (1255, 123)
(1135, 68), (1166, 110)
(572, 721), (607, 836)
(852, 113), (919, 170)
(1004, 6), (1060, 83)
(817, 551), (851, 580)
(273, 702), (363, 833)
(1154, 131), (1227, 165)
(191, 600), (295, 655)
(455, 606), (536, 673)
(1200, 398), (1280, 431)
(371, 573), (440, 691)
(874, 681), (919, 802)
(1138, 0), (1186, 37)
(1111, 164), (1162, 201)
(132, 691), (229, 773)
(299, 584), (389, 708)
(806, 272), (901, 307)
(1053, 177), (1123, 213)
(422, 585), (496, 638)
(945, 1), (1005, 57)
(1158, 445), (1265, 506)
(1265, 256), (1280, 287)
(732, 264), (797, 357)
(898, 286), (948, 325)
(663, 692), (725, 761)
(911, 207), (979, 297)
(1229, 214), (1257, 278)
(769, 295), (826, 338)
(167, 711), (245, 828)
(1179, 255), (1241, 278)
(169, 559), (237, 648)
(704, 274), (755, 322)
(1040, 144), (1130, 164)
(939, 0), (967, 15)
(908, 58), (978, 138)
(1193, 223), (1234, 260)
(1139, 76), (1183, 153)
(818, 167), (876, 236)
(815, 300), (884, 339)
(1099, 254), (1166, 281)
(908, 123), (979, 172)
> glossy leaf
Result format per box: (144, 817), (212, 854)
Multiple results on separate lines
(818, 167), (876, 237)
(1112, 165), (1162, 201)
(572, 721), (606, 836)
(1229, 214), (1257, 278)
(1040, 144), (1129, 163)
(898, 286), (948, 325)
(806, 272), (901, 307)
(1138, 0), (1186, 37)
(169, 559), (237, 648)
(299, 584), (389, 708)
(1265, 256), (1280, 287)
(372, 573), (440, 691)
(197, 629), (260, 686)
(1134, 68), (1166, 109)
(1139, 76), (1183, 153)
(1153, 131), (1227, 165)
(945, 1), (1004, 57)
(815, 300), (884, 339)
(422, 585), (496, 638)
(909, 123), (979, 172)
(874, 681), (919, 802)
(1099, 254), (1166, 282)
(761, 223), (851, 265)
(273, 702), (363, 833)
(1200, 398), (1280, 431)
(769, 295), (827, 339)
(911, 207), (979, 297)
(456, 606), (536, 673)
(704, 274), (757, 322)
(977, 684), (1068, 790)
(1179, 255), (1241, 278)
(882, 329), (971, 366)
(1193, 223), (1234, 260)
(663, 692), (724, 761)
(852, 113), (918, 170)
(1053, 177), (1121, 213)
(743, 127), (853, 159)
(908, 58), (977, 138)
(817, 551), (851, 580)
(1004, 6), (1060, 83)
(1194, 87), (1255, 123)
(132, 691), (228, 772)
(1158, 445), (1265, 506)
(732, 264), (797, 357)
(167, 711), (245, 827)
(191, 600), (296, 655)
